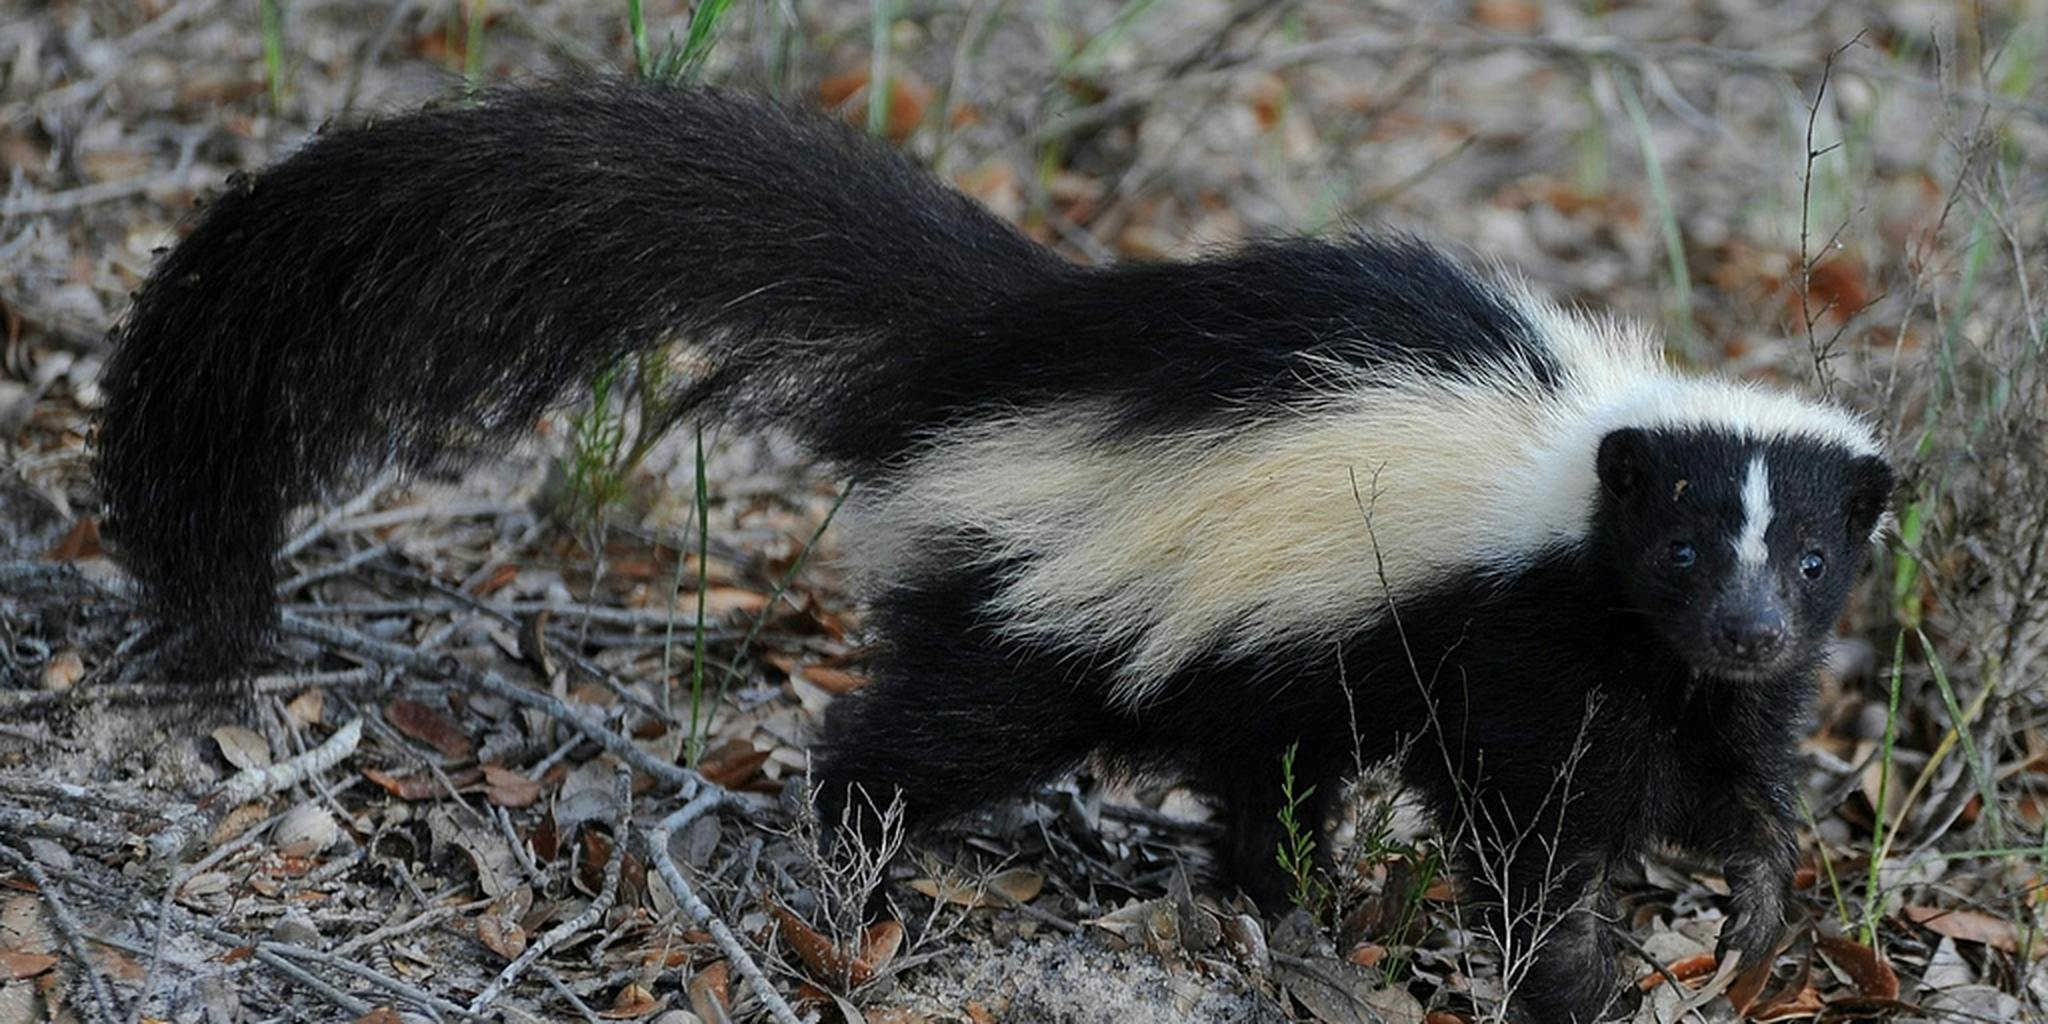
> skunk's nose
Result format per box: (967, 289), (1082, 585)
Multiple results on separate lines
(1714, 611), (1786, 661)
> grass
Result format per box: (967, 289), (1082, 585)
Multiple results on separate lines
(1274, 742), (1333, 921)
(1613, 68), (1698, 364)
(260, 0), (286, 110)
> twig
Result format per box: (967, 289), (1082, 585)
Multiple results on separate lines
(0, 167), (220, 216)
(0, 841), (121, 1024)
(278, 614), (709, 797)
(1797, 34), (1865, 399)
(277, 468), (399, 562)
(1031, 31), (2048, 146)
(267, 940), (481, 1021)
(146, 718), (364, 862)
(469, 766), (632, 1014)
(645, 790), (802, 1024)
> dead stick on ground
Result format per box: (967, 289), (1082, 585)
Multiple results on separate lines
(0, 841), (121, 1024)
(470, 766), (632, 1014)
(145, 718), (364, 862)
(647, 789), (802, 1024)
(279, 614), (708, 797)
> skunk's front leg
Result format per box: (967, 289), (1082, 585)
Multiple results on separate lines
(1681, 761), (1798, 968)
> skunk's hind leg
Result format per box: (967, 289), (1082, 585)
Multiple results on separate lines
(810, 656), (1110, 851)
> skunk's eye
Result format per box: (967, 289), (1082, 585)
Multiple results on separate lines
(1669, 541), (1697, 569)
(1799, 550), (1826, 580)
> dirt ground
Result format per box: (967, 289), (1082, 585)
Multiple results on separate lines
(2, 0), (2045, 1021)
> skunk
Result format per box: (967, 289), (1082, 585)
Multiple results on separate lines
(96, 79), (1892, 1023)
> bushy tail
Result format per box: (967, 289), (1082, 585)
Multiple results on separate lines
(94, 79), (1066, 675)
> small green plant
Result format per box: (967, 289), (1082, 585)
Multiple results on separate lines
(260, 0), (287, 110)
(1276, 742), (1334, 920)
(559, 0), (738, 525)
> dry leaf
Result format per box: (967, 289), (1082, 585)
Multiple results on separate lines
(41, 517), (101, 561)
(1903, 904), (2021, 954)
(769, 901), (901, 987)
(476, 912), (527, 961)
(697, 740), (771, 790)
(211, 725), (272, 771)
(798, 665), (867, 695)
(1814, 935), (1899, 999)
(40, 650), (83, 691)
(353, 1009), (404, 1024)
(1640, 953), (1719, 991)
(988, 867), (1044, 905)
(273, 803), (339, 857)
(817, 67), (933, 142)
(600, 982), (660, 1018)
(0, 951), (57, 980)
(362, 767), (483, 801)
(284, 688), (325, 727)
(482, 765), (543, 809)
(688, 960), (731, 1022)
(387, 698), (474, 761)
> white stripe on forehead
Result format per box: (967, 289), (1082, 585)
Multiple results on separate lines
(1736, 455), (1772, 568)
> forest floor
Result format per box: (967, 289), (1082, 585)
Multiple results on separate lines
(1, 1), (2045, 1022)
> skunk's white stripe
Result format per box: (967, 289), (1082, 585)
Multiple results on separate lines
(1735, 456), (1773, 568)
(848, 293), (1884, 706)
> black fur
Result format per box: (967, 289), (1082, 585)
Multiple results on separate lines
(95, 79), (1892, 1023)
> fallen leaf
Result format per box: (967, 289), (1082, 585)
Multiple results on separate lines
(817, 67), (933, 142)
(600, 981), (659, 1018)
(769, 900), (902, 987)
(1640, 953), (1719, 991)
(211, 725), (272, 771)
(1815, 935), (1899, 999)
(798, 665), (868, 695)
(41, 518), (100, 561)
(989, 868), (1045, 905)
(1903, 904), (2020, 954)
(353, 1009), (403, 1024)
(697, 740), (771, 790)
(482, 765), (543, 809)
(387, 698), (474, 761)
(40, 650), (82, 691)
(688, 960), (730, 1022)
(476, 901), (528, 961)
(272, 803), (339, 857)
(362, 767), (483, 801)
(284, 688), (325, 727)
(0, 951), (57, 980)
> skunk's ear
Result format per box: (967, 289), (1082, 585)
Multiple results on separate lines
(1596, 428), (1656, 499)
(1845, 455), (1896, 541)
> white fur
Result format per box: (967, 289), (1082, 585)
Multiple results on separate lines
(1735, 456), (1773, 569)
(847, 292), (1884, 706)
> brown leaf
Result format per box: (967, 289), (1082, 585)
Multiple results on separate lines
(688, 960), (731, 1021)
(799, 665), (868, 695)
(353, 1009), (404, 1024)
(1347, 944), (1385, 968)
(1639, 953), (1719, 991)
(0, 951), (57, 980)
(697, 740), (771, 790)
(1814, 935), (1899, 999)
(472, 562), (519, 596)
(362, 767), (483, 801)
(600, 981), (659, 1018)
(817, 67), (933, 142)
(770, 901), (900, 987)
(476, 911), (527, 961)
(387, 698), (474, 761)
(965, 1002), (997, 1024)
(41, 517), (101, 561)
(212, 725), (272, 771)
(1903, 904), (2020, 953)
(482, 764), (543, 809)
(1424, 1014), (1469, 1024)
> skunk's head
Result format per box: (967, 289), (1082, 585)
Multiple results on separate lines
(1592, 427), (1893, 682)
